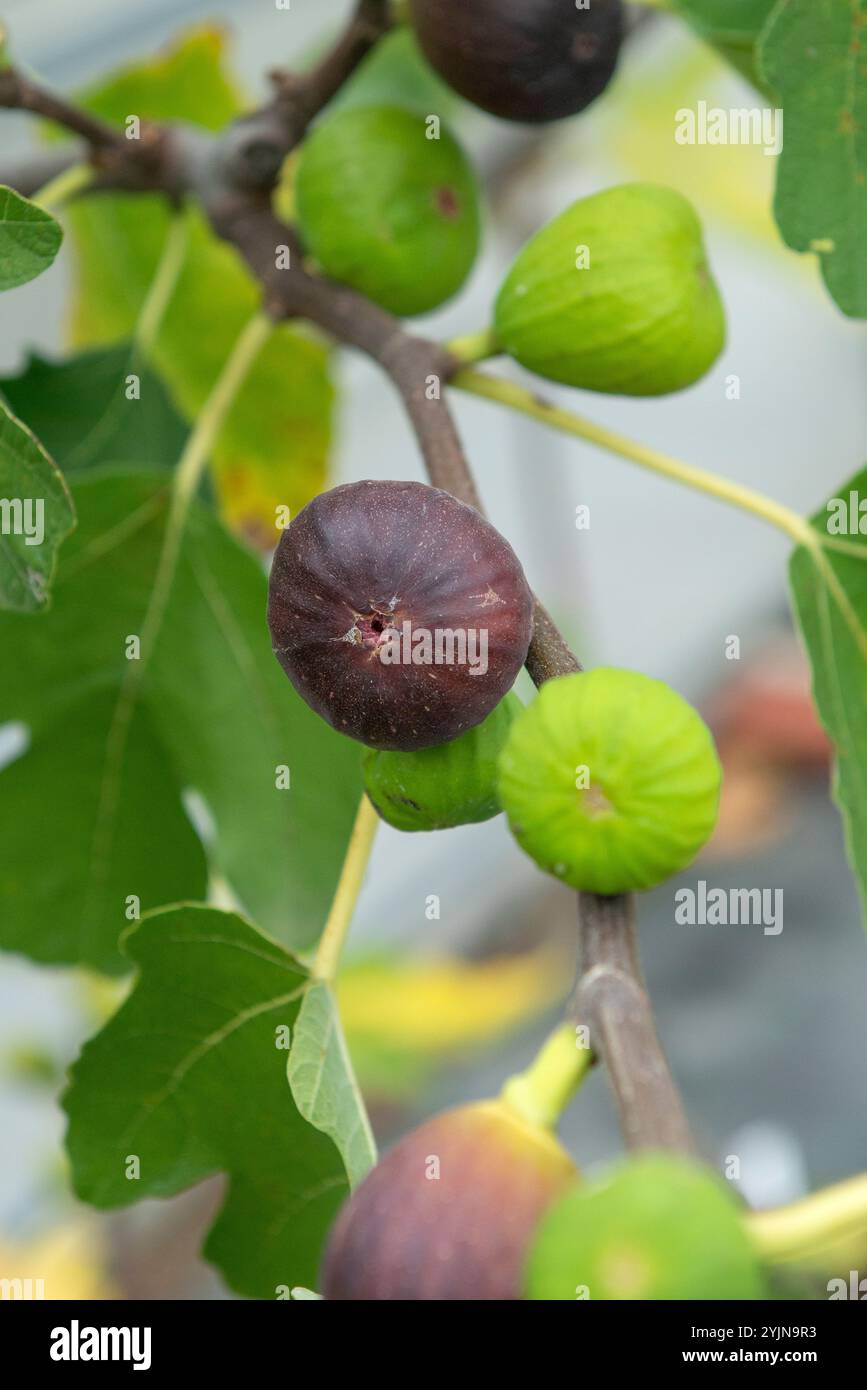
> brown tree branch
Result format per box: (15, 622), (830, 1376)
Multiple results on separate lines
(571, 893), (695, 1153)
(268, 0), (395, 139)
(0, 0), (693, 1158)
(0, 68), (124, 150)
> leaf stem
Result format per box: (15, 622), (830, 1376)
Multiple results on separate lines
(452, 369), (814, 548)
(134, 208), (191, 357)
(139, 309), (272, 664)
(313, 794), (379, 982)
(747, 1172), (867, 1265)
(501, 1022), (591, 1131)
(32, 160), (94, 211)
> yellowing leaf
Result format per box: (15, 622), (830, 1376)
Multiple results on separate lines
(0, 1222), (115, 1300)
(62, 29), (333, 547)
(71, 24), (241, 129)
(338, 945), (566, 1055)
(593, 42), (779, 250)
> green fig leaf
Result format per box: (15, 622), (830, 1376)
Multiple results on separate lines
(0, 468), (361, 972)
(672, 0), (779, 90)
(790, 466), (867, 923)
(526, 1155), (766, 1300)
(63, 905), (349, 1298)
(0, 345), (188, 472)
(60, 28), (334, 549)
(759, 0), (867, 318)
(287, 979), (376, 1189)
(66, 24), (241, 130)
(0, 400), (75, 613)
(0, 186), (62, 291)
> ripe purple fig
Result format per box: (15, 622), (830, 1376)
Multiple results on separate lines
(267, 481), (534, 751)
(409, 0), (624, 125)
(321, 1099), (578, 1300)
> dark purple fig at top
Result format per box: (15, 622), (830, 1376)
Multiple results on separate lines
(267, 480), (534, 751)
(409, 0), (624, 124)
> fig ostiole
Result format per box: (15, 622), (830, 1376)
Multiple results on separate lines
(267, 480), (534, 752)
(497, 667), (722, 895)
(295, 104), (481, 317)
(362, 691), (521, 831)
(321, 1096), (578, 1301)
(409, 0), (624, 124)
(494, 183), (726, 396)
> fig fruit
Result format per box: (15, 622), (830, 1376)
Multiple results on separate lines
(322, 1098), (578, 1300)
(526, 1154), (765, 1300)
(497, 668), (721, 894)
(494, 183), (726, 396)
(295, 104), (481, 316)
(362, 691), (521, 831)
(409, 0), (624, 124)
(267, 480), (534, 752)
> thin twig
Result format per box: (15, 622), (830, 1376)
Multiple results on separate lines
(0, 68), (125, 149)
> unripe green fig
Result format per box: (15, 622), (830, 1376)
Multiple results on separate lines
(322, 1098), (578, 1300)
(295, 105), (481, 317)
(527, 1155), (765, 1300)
(498, 668), (721, 895)
(494, 183), (725, 396)
(362, 692), (521, 831)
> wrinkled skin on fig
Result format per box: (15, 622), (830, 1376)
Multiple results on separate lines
(322, 1100), (578, 1301)
(267, 481), (534, 751)
(409, 0), (624, 124)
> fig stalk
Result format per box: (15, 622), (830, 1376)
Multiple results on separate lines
(501, 1022), (592, 1131)
(312, 794), (380, 982)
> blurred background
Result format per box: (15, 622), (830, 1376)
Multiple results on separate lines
(0, 0), (865, 1297)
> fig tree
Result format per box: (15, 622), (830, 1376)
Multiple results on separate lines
(322, 1098), (578, 1300)
(267, 480), (534, 751)
(494, 183), (726, 396)
(498, 668), (721, 894)
(362, 691), (521, 831)
(295, 104), (481, 316)
(409, 0), (624, 124)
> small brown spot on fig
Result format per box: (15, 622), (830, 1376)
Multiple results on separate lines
(435, 185), (461, 219)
